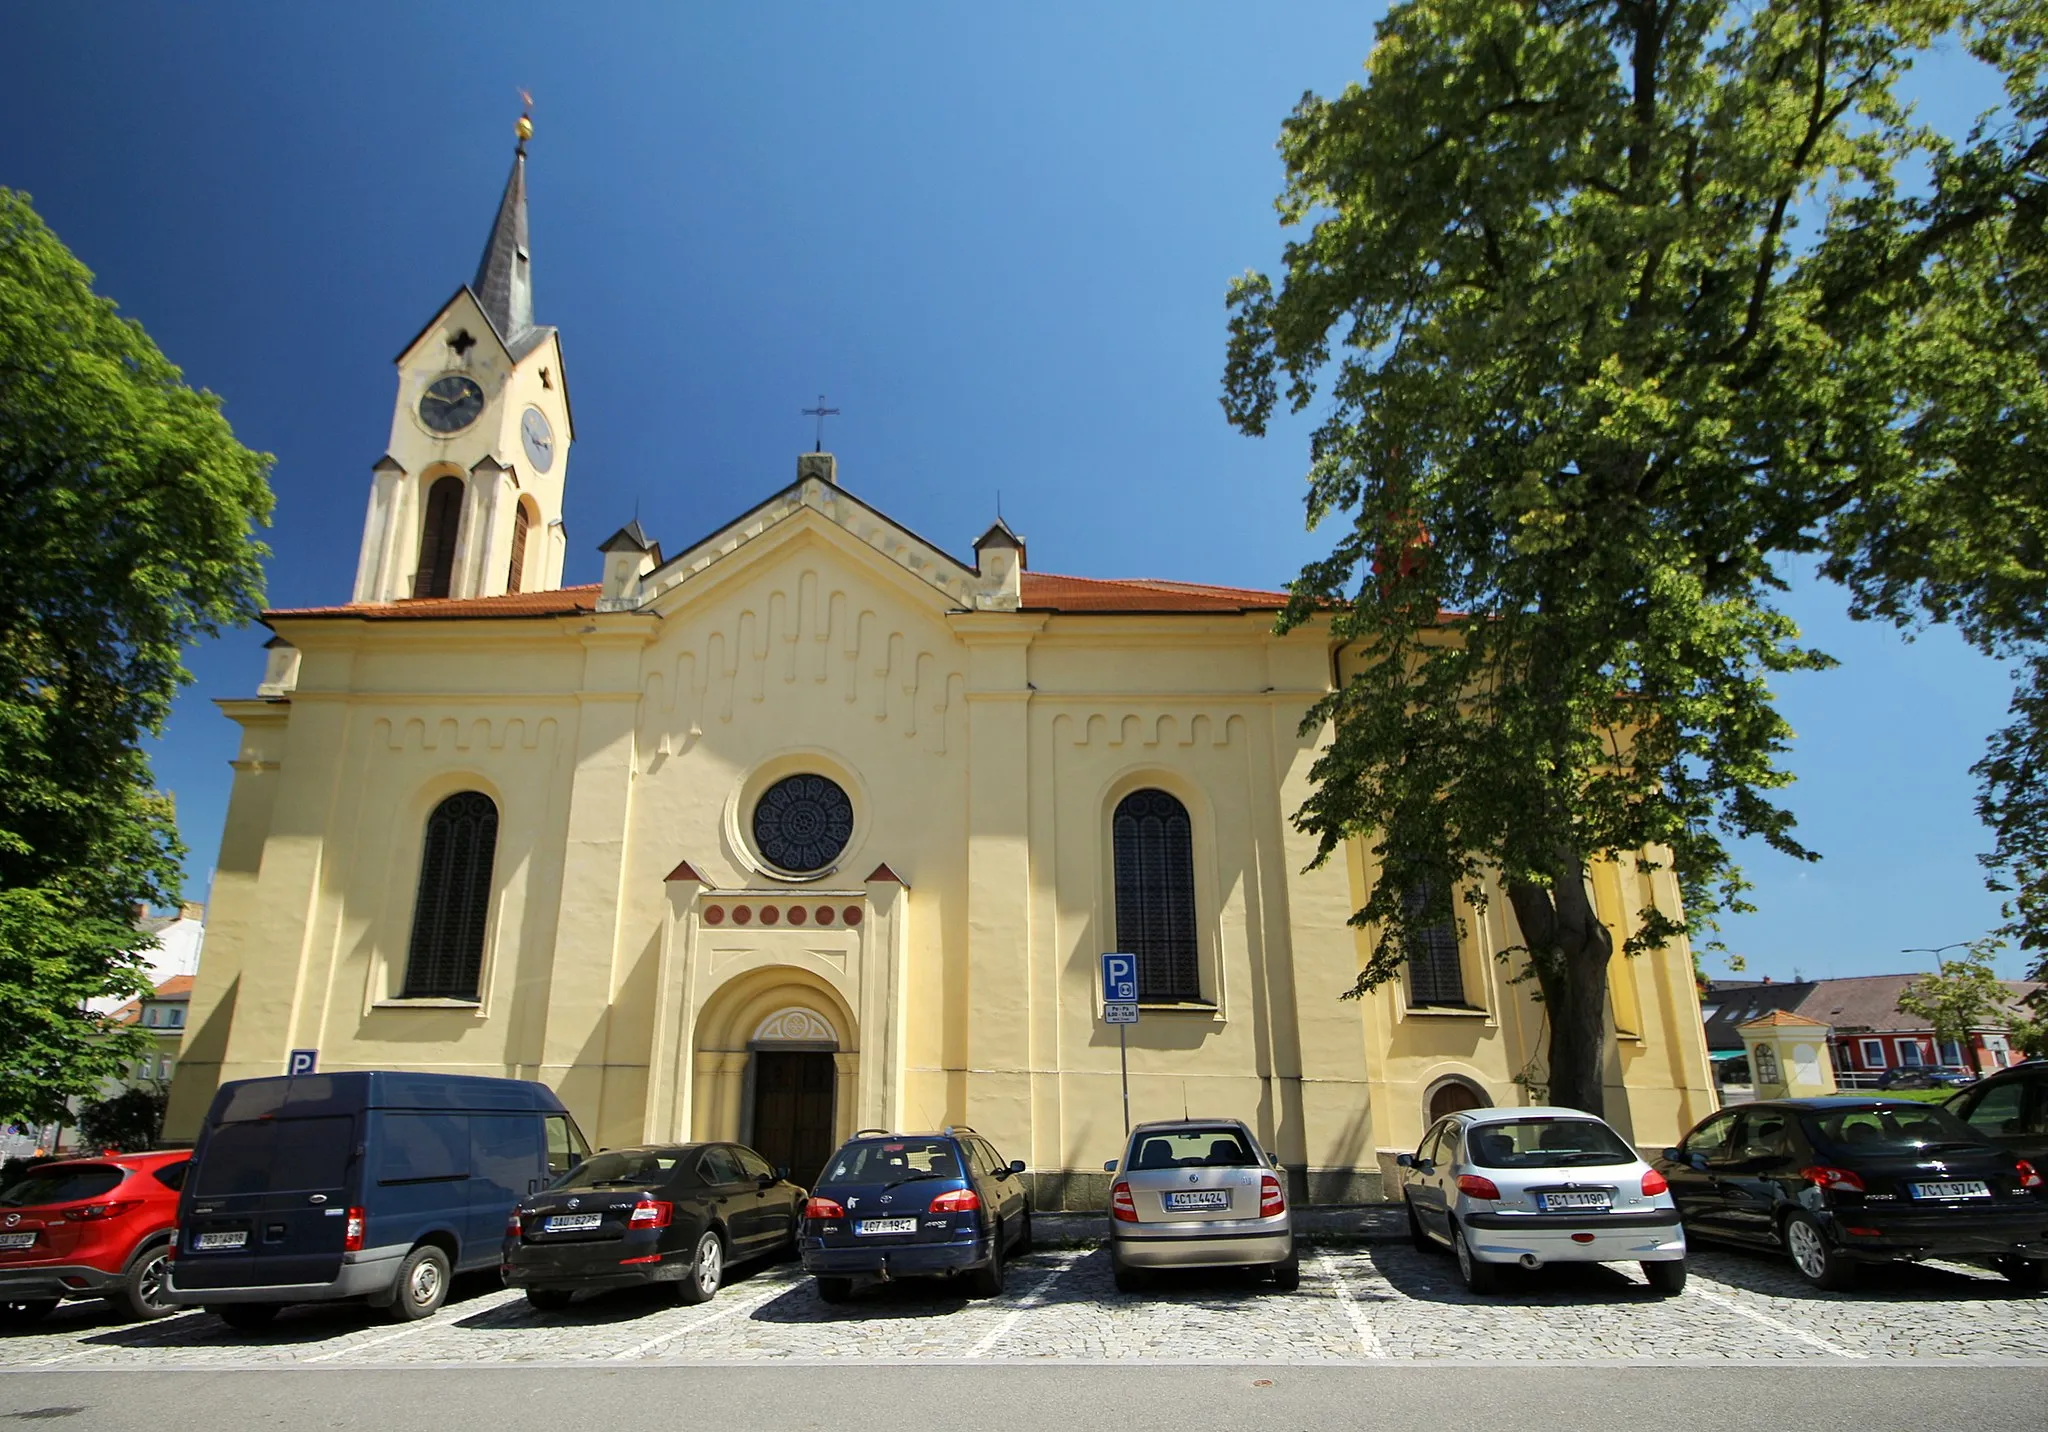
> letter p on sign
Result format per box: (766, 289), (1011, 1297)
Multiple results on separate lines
(1101, 953), (1138, 1004)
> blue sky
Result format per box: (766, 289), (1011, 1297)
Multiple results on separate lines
(6, 3), (2024, 980)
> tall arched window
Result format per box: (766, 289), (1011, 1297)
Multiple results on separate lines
(1112, 788), (1201, 1002)
(401, 791), (499, 1000)
(415, 476), (464, 599)
(506, 499), (533, 594)
(1402, 880), (1467, 1007)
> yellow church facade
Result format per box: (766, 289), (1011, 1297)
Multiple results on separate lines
(164, 137), (1717, 1204)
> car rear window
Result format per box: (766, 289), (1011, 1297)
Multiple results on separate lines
(823, 1139), (963, 1183)
(1128, 1127), (1257, 1170)
(551, 1150), (687, 1191)
(1465, 1119), (1636, 1169)
(194, 1116), (354, 1195)
(1805, 1104), (1984, 1155)
(0, 1164), (125, 1207)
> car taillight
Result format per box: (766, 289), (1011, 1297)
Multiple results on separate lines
(1259, 1174), (1286, 1218)
(1801, 1166), (1866, 1193)
(1641, 1169), (1669, 1197)
(505, 1210), (524, 1237)
(805, 1197), (846, 1220)
(2017, 1160), (2043, 1190)
(1111, 1181), (1137, 1222)
(62, 1200), (140, 1221)
(343, 1207), (366, 1252)
(1456, 1175), (1501, 1200)
(928, 1188), (981, 1214)
(629, 1198), (673, 1228)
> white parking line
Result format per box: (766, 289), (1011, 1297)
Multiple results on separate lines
(607, 1283), (787, 1361)
(1692, 1286), (1869, 1359)
(1316, 1252), (1388, 1358)
(301, 1311), (463, 1364)
(22, 1346), (104, 1369)
(968, 1257), (1080, 1359)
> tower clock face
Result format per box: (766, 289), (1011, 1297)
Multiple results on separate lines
(418, 374), (485, 433)
(520, 406), (555, 472)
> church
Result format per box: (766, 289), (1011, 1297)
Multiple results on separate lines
(163, 124), (1718, 1205)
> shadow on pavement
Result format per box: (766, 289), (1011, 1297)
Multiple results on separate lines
(1687, 1244), (2038, 1303)
(77, 1269), (511, 1347)
(1365, 1244), (1671, 1306)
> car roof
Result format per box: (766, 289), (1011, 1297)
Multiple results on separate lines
(17, 1149), (187, 1170)
(1129, 1118), (1253, 1134)
(1456, 1106), (1615, 1126)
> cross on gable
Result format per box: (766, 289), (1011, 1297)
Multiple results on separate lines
(448, 328), (477, 357)
(539, 367), (552, 390)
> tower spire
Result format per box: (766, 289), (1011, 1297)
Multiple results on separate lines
(472, 106), (535, 348)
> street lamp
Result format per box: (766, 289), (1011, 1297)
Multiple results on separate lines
(1901, 942), (1974, 958)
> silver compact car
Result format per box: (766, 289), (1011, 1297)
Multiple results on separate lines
(1398, 1106), (1687, 1295)
(1103, 1119), (1296, 1292)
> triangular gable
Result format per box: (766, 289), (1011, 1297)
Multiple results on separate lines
(636, 473), (1016, 613)
(393, 286), (511, 368)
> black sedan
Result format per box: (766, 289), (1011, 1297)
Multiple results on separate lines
(502, 1142), (806, 1310)
(1655, 1098), (2047, 1291)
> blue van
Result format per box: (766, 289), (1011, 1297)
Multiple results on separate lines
(165, 1072), (589, 1328)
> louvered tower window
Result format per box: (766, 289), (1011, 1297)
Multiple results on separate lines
(1403, 881), (1466, 1007)
(506, 502), (531, 594)
(401, 791), (499, 999)
(416, 476), (464, 598)
(1112, 789), (1201, 1002)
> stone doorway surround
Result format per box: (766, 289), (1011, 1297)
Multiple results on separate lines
(642, 860), (908, 1145)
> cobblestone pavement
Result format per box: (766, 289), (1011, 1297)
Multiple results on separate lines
(4, 1242), (2045, 1368)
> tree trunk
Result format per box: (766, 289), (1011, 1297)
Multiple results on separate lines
(1505, 859), (1614, 1117)
(1964, 1035), (1984, 1078)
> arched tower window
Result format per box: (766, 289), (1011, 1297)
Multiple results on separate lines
(416, 476), (464, 599)
(1112, 789), (1201, 1002)
(506, 499), (534, 594)
(1402, 880), (1467, 1007)
(401, 791), (499, 1000)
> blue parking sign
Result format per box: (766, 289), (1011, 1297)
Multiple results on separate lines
(1101, 952), (1138, 1005)
(287, 1049), (318, 1077)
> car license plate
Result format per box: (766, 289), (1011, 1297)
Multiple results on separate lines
(544, 1213), (604, 1232)
(1909, 1180), (1990, 1200)
(856, 1218), (919, 1236)
(193, 1230), (247, 1250)
(0, 1231), (36, 1250)
(1165, 1190), (1232, 1210)
(1537, 1191), (1612, 1212)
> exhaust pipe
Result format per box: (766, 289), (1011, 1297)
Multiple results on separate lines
(1519, 1254), (1542, 1270)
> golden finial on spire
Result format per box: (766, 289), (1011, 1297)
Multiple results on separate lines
(516, 90), (534, 144)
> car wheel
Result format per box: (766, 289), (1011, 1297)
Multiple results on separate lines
(1782, 1212), (1857, 1291)
(213, 1303), (281, 1331)
(117, 1241), (178, 1321)
(1995, 1257), (2046, 1290)
(1269, 1242), (1300, 1292)
(0, 1298), (58, 1327)
(387, 1244), (452, 1322)
(1406, 1196), (1433, 1253)
(676, 1228), (724, 1306)
(967, 1233), (1005, 1298)
(1642, 1259), (1687, 1296)
(814, 1276), (854, 1304)
(524, 1287), (575, 1312)
(1454, 1224), (1500, 1295)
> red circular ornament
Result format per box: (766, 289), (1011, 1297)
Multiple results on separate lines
(815, 906), (835, 926)
(787, 906), (808, 926)
(703, 905), (725, 926)
(843, 906), (863, 927)
(733, 905), (753, 926)
(761, 905), (781, 926)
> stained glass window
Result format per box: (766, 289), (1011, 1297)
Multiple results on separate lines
(753, 774), (854, 873)
(401, 791), (499, 999)
(1112, 789), (1201, 1002)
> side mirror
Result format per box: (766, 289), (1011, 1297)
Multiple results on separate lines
(1102, 1159), (1119, 1173)
(1008, 1159), (1027, 1176)
(1659, 1148), (1682, 1164)
(757, 1172), (776, 1188)
(775, 1166), (791, 1181)
(1395, 1153), (1413, 1169)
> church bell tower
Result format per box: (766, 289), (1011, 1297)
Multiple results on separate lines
(351, 109), (573, 603)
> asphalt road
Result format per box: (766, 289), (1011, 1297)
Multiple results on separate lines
(2, 1365), (2045, 1431)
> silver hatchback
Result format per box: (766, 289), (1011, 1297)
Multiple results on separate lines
(1398, 1106), (1688, 1295)
(1103, 1119), (1297, 1292)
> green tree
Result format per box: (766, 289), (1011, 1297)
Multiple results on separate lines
(0, 189), (271, 1126)
(1223, 1), (2045, 1113)
(1896, 947), (2015, 1075)
(74, 1084), (169, 1155)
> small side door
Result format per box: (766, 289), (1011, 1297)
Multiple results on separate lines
(542, 1112), (590, 1183)
(973, 1138), (1026, 1245)
(1714, 1109), (1800, 1244)
(698, 1145), (759, 1251)
(731, 1144), (791, 1248)
(1663, 1109), (1741, 1237)
(372, 1112), (476, 1269)
(1408, 1122), (1454, 1239)
(469, 1114), (546, 1267)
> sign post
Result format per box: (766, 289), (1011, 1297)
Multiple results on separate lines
(1100, 954), (1139, 1133)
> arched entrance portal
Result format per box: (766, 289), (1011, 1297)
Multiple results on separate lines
(748, 1008), (840, 1187)
(1426, 1075), (1490, 1125)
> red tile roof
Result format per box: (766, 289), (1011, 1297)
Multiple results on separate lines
(266, 573), (1293, 621)
(109, 975), (195, 1024)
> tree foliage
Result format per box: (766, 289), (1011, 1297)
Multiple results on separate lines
(75, 1084), (169, 1155)
(1895, 946), (2016, 1075)
(0, 189), (271, 1125)
(1223, 0), (2048, 1112)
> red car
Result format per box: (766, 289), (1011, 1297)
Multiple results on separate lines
(0, 1150), (190, 1324)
